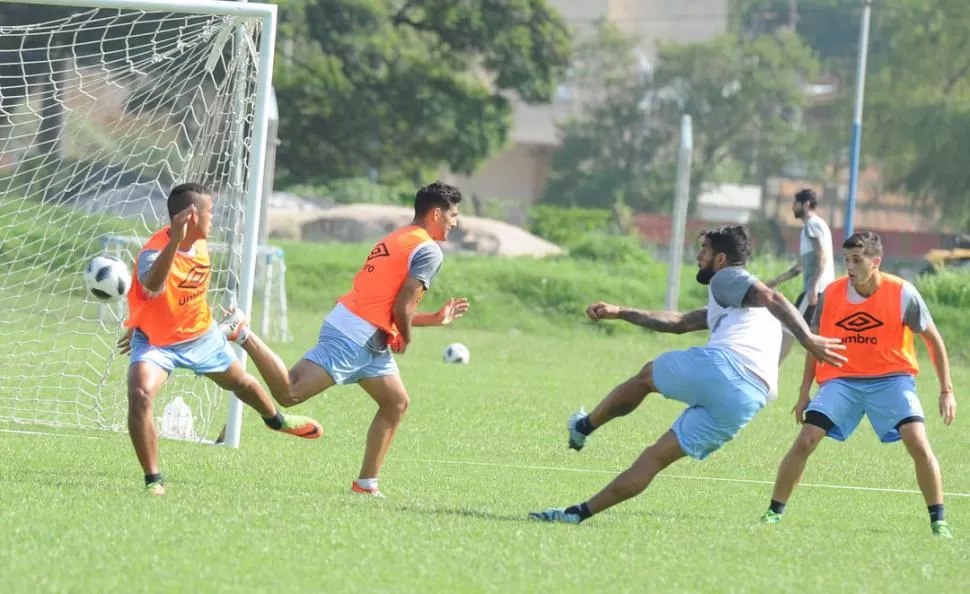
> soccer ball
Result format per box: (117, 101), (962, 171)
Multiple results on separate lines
(83, 255), (131, 302)
(443, 342), (470, 364)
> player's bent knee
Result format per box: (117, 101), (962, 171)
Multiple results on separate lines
(898, 421), (934, 458)
(792, 417), (828, 454)
(382, 394), (409, 418)
(633, 361), (656, 391)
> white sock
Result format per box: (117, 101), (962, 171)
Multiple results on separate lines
(356, 478), (378, 490)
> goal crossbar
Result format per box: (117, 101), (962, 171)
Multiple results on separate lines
(3, 0), (277, 19)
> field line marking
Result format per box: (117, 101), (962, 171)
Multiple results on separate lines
(0, 428), (102, 440)
(401, 457), (970, 499)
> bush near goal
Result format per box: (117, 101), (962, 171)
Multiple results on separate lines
(0, 0), (279, 448)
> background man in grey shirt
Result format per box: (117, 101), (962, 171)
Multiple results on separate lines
(767, 188), (835, 362)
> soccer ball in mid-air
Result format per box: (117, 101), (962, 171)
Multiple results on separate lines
(83, 255), (131, 302)
(443, 342), (470, 364)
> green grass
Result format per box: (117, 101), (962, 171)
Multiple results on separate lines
(3, 235), (970, 591)
(2, 308), (969, 592)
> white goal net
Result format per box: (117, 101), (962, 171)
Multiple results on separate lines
(0, 0), (278, 444)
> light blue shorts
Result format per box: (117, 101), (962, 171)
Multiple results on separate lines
(130, 326), (235, 376)
(301, 322), (399, 385)
(806, 375), (924, 443)
(653, 347), (769, 460)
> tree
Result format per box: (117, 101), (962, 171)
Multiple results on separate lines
(861, 0), (970, 227)
(541, 22), (676, 212)
(543, 22), (819, 214)
(273, 0), (571, 186)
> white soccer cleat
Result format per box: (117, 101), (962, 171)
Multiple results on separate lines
(218, 304), (250, 344)
(528, 508), (582, 524)
(568, 407), (588, 451)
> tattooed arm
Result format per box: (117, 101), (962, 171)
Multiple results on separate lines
(586, 302), (708, 335)
(764, 263), (801, 289)
(739, 281), (846, 367)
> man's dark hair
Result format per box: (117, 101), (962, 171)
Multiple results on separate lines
(167, 182), (210, 219)
(414, 181), (462, 218)
(794, 188), (817, 209)
(842, 230), (883, 258)
(699, 224), (753, 265)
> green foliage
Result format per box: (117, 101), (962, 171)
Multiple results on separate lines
(543, 21), (820, 212)
(654, 31), (820, 192)
(286, 178), (415, 206)
(274, 238), (970, 355)
(278, 239), (692, 336)
(916, 269), (970, 309)
(915, 269), (970, 349)
(541, 21), (678, 212)
(276, 239), (800, 338)
(527, 204), (615, 247)
(565, 233), (654, 267)
(274, 0), (571, 186)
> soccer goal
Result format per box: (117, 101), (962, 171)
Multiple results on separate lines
(0, 0), (279, 448)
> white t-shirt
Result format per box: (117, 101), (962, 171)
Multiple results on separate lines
(706, 266), (784, 400)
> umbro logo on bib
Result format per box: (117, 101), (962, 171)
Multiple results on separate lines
(367, 243), (390, 260)
(835, 312), (884, 333)
(177, 264), (210, 289)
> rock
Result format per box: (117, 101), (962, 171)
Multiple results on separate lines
(291, 203), (563, 258)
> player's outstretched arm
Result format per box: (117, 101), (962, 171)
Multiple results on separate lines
(741, 282), (847, 368)
(764, 263), (801, 289)
(392, 277), (470, 353)
(413, 297), (469, 327)
(919, 323), (956, 425)
(585, 301), (709, 334)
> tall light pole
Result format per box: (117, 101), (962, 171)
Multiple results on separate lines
(843, 0), (873, 240)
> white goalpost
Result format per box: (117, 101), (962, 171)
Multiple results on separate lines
(0, 0), (279, 448)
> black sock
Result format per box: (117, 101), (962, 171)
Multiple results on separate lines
(145, 473), (163, 486)
(565, 502), (593, 521)
(769, 499), (786, 515)
(575, 416), (596, 436)
(262, 412), (285, 430)
(929, 504), (945, 523)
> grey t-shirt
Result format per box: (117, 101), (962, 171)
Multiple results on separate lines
(811, 280), (933, 333)
(408, 242), (444, 290)
(710, 266), (758, 308)
(135, 249), (161, 285)
(800, 215), (835, 294)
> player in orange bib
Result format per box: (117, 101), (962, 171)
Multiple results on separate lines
(218, 181), (470, 497)
(118, 183), (323, 496)
(760, 232), (957, 537)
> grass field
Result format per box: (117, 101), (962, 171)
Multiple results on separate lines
(2, 300), (970, 592)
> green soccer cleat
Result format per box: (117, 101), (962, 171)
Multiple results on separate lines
(145, 480), (166, 496)
(760, 510), (782, 525)
(931, 520), (953, 538)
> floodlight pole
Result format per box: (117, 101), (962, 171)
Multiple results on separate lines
(843, 0), (872, 240)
